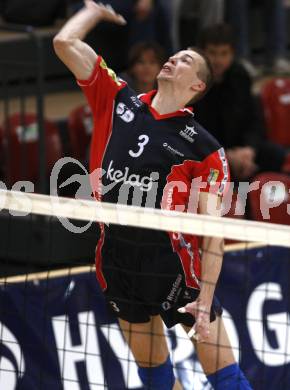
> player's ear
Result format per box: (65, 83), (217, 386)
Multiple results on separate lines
(190, 80), (206, 93)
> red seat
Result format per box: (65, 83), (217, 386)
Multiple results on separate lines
(1, 113), (62, 185)
(248, 172), (290, 225)
(260, 78), (290, 147)
(67, 105), (93, 161)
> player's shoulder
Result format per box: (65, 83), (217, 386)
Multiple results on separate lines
(115, 81), (145, 111)
(192, 118), (223, 157)
(112, 83), (145, 123)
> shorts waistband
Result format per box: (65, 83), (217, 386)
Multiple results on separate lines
(105, 224), (170, 247)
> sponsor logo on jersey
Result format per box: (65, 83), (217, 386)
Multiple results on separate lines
(100, 58), (122, 86)
(116, 102), (135, 123)
(163, 143), (184, 157)
(207, 168), (220, 185)
(106, 160), (156, 192)
(130, 95), (143, 107)
(164, 187), (174, 210)
(179, 125), (197, 143)
(217, 148), (229, 195)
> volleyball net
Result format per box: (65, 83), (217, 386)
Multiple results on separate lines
(0, 189), (289, 390)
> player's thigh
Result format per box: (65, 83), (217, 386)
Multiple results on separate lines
(118, 315), (169, 367)
(183, 316), (235, 375)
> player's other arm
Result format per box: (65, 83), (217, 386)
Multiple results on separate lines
(179, 192), (224, 342)
(198, 192), (224, 311)
(53, 1), (126, 80)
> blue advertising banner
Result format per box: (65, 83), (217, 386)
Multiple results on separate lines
(0, 245), (289, 389)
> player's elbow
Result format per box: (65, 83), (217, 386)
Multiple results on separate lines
(53, 35), (74, 55)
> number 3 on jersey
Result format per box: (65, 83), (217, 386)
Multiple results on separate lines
(129, 134), (149, 158)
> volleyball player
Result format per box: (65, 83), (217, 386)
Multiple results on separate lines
(53, 2), (252, 389)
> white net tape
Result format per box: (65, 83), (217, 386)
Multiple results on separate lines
(1, 189), (289, 247)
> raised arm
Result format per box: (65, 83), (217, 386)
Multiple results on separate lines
(53, 1), (126, 80)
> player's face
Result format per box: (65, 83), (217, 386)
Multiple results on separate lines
(157, 50), (204, 91)
(203, 44), (234, 80)
(131, 49), (162, 85)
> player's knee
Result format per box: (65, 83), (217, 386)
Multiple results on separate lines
(138, 355), (175, 390)
(207, 363), (253, 389)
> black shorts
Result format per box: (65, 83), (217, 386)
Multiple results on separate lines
(100, 227), (222, 328)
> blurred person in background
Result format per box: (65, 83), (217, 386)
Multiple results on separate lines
(120, 41), (166, 93)
(0, 0), (66, 26)
(171, 0), (225, 50)
(127, 0), (173, 54)
(195, 24), (288, 181)
(225, 0), (290, 76)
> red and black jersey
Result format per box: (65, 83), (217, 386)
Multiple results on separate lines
(78, 56), (230, 290)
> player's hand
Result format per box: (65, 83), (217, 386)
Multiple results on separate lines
(227, 147), (258, 180)
(134, 0), (153, 21)
(84, 1), (127, 25)
(178, 301), (211, 343)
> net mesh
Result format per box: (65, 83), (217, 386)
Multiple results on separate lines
(0, 191), (289, 390)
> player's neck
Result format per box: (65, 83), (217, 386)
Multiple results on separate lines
(151, 87), (189, 115)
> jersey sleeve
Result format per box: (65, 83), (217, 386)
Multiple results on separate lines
(194, 147), (230, 196)
(77, 56), (126, 121)
(76, 56), (126, 176)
